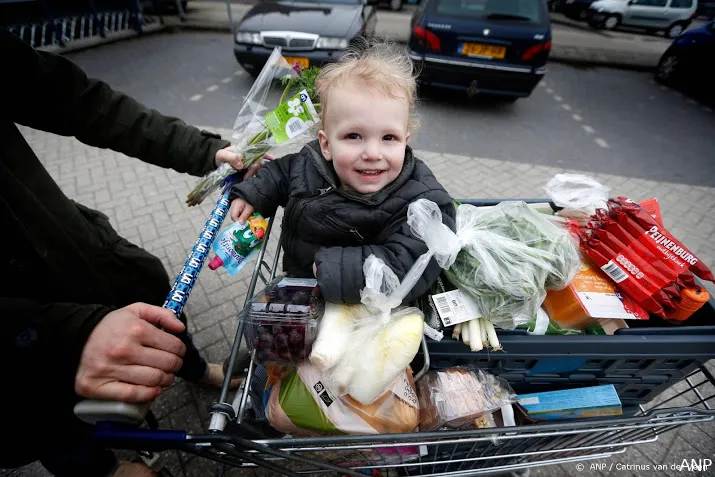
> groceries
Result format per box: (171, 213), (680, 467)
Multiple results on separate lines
(408, 199), (581, 331)
(264, 363), (419, 436)
(517, 307), (583, 335)
(243, 277), (324, 365)
(542, 259), (649, 330)
(208, 213), (268, 275)
(577, 197), (713, 320)
(309, 255), (427, 405)
(517, 385), (622, 421)
(452, 317), (501, 351)
(544, 173), (610, 220)
(417, 367), (516, 432)
(230, 180), (713, 443)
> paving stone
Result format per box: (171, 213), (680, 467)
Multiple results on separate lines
(202, 339), (232, 365)
(191, 300), (238, 332)
(184, 456), (219, 477)
(169, 402), (205, 436)
(191, 323), (226, 351)
(158, 450), (185, 477)
(151, 380), (195, 420)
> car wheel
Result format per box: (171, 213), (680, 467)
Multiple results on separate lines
(665, 22), (686, 38)
(389, 0), (403, 11)
(578, 9), (588, 20)
(603, 14), (620, 30)
(655, 51), (680, 85)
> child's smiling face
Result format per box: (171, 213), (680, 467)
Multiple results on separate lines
(318, 80), (410, 194)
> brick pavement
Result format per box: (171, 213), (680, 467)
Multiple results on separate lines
(3, 124), (714, 477)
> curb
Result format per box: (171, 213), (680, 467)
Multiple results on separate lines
(550, 15), (611, 36)
(548, 54), (656, 72)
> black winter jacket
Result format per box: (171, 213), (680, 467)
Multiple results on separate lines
(230, 140), (456, 304)
(0, 27), (230, 467)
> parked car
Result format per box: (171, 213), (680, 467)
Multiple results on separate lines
(407, 0), (551, 101)
(554, 0), (598, 20)
(696, 0), (715, 18)
(655, 19), (714, 102)
(586, 0), (697, 38)
(233, 0), (378, 75)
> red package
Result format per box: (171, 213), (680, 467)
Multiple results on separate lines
(599, 217), (686, 289)
(617, 199), (715, 283)
(610, 207), (697, 287)
(637, 198), (663, 226)
(591, 228), (681, 300)
(579, 237), (667, 318)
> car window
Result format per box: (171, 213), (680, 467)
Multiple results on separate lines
(428, 0), (547, 24)
(669, 0), (692, 8)
(631, 0), (668, 6)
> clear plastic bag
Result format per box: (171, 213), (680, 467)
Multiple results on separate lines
(408, 199), (581, 330)
(186, 48), (321, 206)
(264, 363), (419, 436)
(309, 255), (429, 405)
(544, 173), (610, 220)
(417, 367), (517, 432)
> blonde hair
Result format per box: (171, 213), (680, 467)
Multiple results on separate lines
(316, 36), (420, 132)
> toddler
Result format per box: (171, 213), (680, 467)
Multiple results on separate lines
(229, 38), (456, 304)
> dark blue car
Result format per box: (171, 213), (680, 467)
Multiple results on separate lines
(656, 20), (715, 103)
(408, 0), (551, 101)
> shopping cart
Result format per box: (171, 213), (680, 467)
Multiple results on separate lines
(87, 198), (715, 477)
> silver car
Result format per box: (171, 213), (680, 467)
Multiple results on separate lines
(587, 0), (698, 37)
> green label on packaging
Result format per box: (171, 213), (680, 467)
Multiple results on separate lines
(264, 89), (319, 144)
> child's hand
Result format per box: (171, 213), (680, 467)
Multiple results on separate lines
(229, 198), (255, 223)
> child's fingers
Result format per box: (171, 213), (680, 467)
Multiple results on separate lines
(243, 162), (262, 179)
(229, 200), (245, 222)
(238, 204), (255, 224)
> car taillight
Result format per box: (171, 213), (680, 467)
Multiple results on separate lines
(413, 26), (441, 52)
(521, 40), (552, 60)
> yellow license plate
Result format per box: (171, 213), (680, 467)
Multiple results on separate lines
(460, 43), (506, 59)
(284, 56), (310, 69)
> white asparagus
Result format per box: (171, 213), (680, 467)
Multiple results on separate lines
(480, 318), (488, 347)
(452, 323), (462, 340)
(484, 319), (502, 351)
(468, 318), (483, 352)
(461, 320), (470, 346)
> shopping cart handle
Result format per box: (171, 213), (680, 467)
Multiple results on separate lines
(74, 400), (149, 426)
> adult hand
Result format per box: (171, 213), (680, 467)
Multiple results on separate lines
(215, 146), (275, 179)
(75, 303), (187, 403)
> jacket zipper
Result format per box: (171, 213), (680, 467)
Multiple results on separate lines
(324, 215), (364, 243)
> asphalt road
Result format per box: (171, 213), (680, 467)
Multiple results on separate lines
(67, 30), (715, 187)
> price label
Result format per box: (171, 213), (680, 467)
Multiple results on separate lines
(431, 290), (481, 327)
